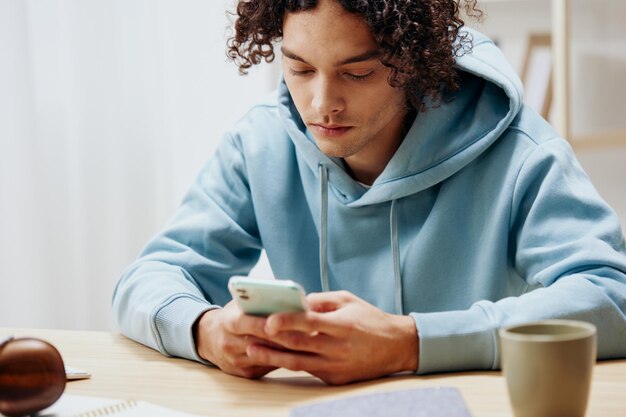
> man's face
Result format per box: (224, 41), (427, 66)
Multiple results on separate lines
(282, 0), (408, 167)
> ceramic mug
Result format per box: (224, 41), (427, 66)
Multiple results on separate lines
(499, 320), (597, 417)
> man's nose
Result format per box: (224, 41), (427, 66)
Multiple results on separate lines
(311, 77), (344, 116)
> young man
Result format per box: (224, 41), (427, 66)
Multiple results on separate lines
(112, 0), (626, 385)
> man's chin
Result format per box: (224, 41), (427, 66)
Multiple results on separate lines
(312, 137), (357, 159)
(316, 144), (353, 159)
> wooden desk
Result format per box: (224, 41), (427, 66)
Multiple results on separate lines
(2, 328), (625, 417)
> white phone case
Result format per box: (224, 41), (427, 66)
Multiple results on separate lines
(228, 277), (308, 316)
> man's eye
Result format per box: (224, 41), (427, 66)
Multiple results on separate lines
(288, 68), (314, 77)
(345, 71), (374, 81)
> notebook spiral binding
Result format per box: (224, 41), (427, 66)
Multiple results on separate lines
(72, 399), (138, 416)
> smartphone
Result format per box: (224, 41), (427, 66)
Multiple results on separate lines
(228, 277), (308, 317)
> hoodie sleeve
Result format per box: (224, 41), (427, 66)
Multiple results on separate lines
(412, 137), (626, 374)
(111, 132), (262, 363)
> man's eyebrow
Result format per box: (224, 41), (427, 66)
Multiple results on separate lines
(281, 46), (381, 66)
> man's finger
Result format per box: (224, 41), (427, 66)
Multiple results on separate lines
(264, 330), (338, 354)
(220, 335), (284, 371)
(237, 365), (278, 379)
(246, 343), (330, 372)
(306, 290), (354, 312)
(264, 310), (342, 336)
(227, 311), (269, 338)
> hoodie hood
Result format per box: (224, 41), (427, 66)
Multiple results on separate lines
(278, 28), (524, 207)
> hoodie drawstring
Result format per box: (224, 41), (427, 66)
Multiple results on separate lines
(390, 199), (404, 314)
(319, 165), (330, 292)
(318, 164), (404, 315)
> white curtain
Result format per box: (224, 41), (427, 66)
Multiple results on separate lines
(0, 0), (279, 330)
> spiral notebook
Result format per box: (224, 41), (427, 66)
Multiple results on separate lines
(39, 394), (207, 417)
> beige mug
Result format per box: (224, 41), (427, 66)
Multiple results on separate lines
(499, 320), (597, 417)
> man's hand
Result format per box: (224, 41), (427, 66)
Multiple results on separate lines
(245, 290), (419, 385)
(194, 301), (279, 379)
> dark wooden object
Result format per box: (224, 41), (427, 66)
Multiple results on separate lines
(0, 337), (66, 417)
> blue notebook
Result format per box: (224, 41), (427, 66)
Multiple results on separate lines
(290, 387), (472, 417)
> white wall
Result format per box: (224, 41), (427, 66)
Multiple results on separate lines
(0, 0), (278, 331)
(568, 0), (626, 137)
(466, 0), (552, 75)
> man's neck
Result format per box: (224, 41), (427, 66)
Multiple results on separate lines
(344, 154), (391, 186)
(344, 110), (416, 186)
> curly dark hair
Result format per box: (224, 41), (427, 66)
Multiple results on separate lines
(227, 0), (482, 109)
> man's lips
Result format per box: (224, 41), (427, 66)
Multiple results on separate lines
(310, 123), (353, 137)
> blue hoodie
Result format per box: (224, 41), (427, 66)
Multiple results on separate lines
(112, 29), (626, 374)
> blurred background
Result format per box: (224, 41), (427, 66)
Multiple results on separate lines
(1, 0), (625, 331)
